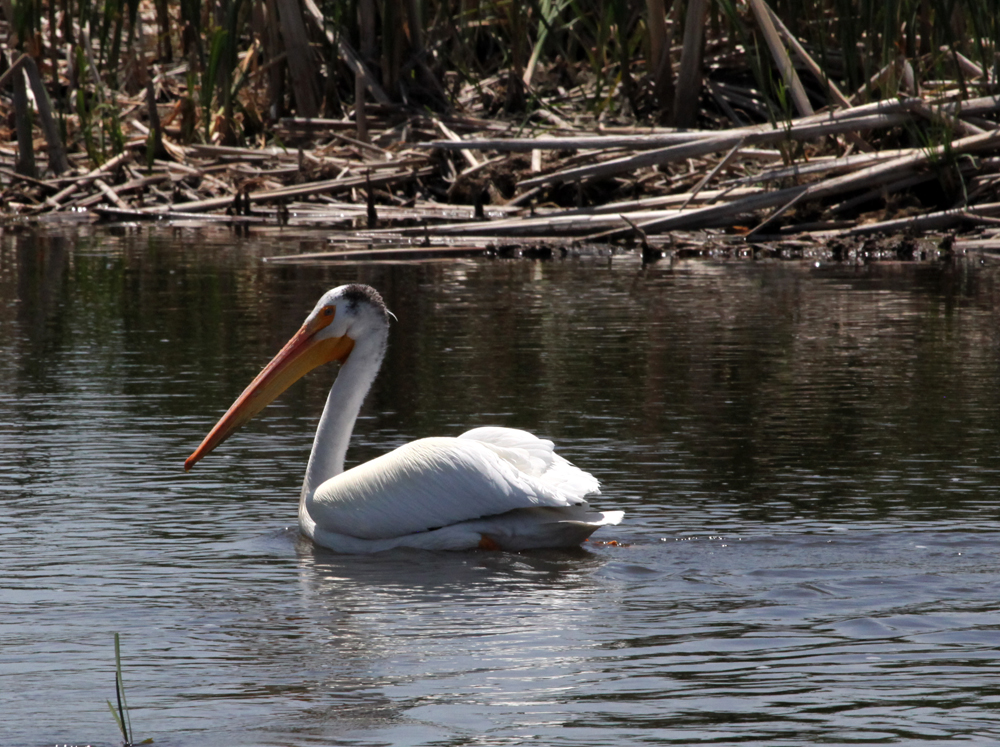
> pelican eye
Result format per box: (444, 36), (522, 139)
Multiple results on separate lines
(323, 306), (334, 316)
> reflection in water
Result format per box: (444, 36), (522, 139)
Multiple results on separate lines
(2, 226), (1000, 745)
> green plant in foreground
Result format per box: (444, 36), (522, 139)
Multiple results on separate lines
(107, 632), (152, 746)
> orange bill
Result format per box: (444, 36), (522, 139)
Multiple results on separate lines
(185, 311), (354, 471)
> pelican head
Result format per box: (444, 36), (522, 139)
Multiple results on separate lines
(185, 284), (391, 471)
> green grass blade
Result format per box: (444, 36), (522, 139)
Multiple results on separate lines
(114, 632), (133, 745)
(107, 699), (126, 739)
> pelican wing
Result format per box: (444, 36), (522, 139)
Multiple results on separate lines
(458, 426), (600, 497)
(307, 428), (601, 540)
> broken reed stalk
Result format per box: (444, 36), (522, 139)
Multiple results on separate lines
(422, 96), (1000, 155)
(747, 0), (813, 117)
(680, 137), (746, 209)
(625, 129), (1000, 235)
(516, 112), (913, 188)
(764, 5), (852, 111)
(718, 148), (915, 187)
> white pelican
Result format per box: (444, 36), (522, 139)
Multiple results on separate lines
(185, 284), (623, 553)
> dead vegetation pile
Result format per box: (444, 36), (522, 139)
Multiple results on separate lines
(2, 0), (1000, 259)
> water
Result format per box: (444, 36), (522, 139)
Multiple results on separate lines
(2, 225), (1000, 746)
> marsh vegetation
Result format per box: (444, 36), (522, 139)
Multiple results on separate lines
(2, 0), (999, 256)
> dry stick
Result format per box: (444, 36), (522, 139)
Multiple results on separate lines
(93, 178), (131, 210)
(679, 137), (745, 210)
(0, 166), (51, 187)
(93, 205), (273, 222)
(434, 119), (479, 169)
(952, 95), (1000, 117)
(327, 130), (393, 156)
(75, 173), (172, 208)
(186, 143), (278, 160)
(156, 166), (435, 213)
(264, 245), (493, 263)
(436, 132), (699, 153)
(606, 191), (810, 235)
(906, 99), (985, 137)
(274, 116), (383, 133)
(846, 202), (1000, 235)
(557, 186), (764, 216)
(805, 129), (1000, 202)
(377, 185), (775, 238)
(415, 184), (758, 238)
(0, 53), (30, 90)
(763, 3), (874, 152)
(628, 128), (1000, 235)
(956, 211), (1000, 227)
(603, 186), (799, 237)
(186, 139), (400, 163)
(591, 134), (994, 240)
(766, 6), (850, 109)
(745, 190), (807, 238)
(507, 185), (546, 208)
(425, 98), (928, 154)
(746, 0), (812, 116)
(45, 151), (133, 209)
(828, 172), (943, 215)
(517, 112), (911, 188)
(156, 159), (232, 193)
(128, 119), (189, 163)
(455, 156), (505, 181)
(952, 50), (989, 82)
(619, 215), (652, 255)
(742, 151), (935, 232)
(720, 148), (914, 187)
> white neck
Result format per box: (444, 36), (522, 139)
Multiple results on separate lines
(300, 335), (385, 503)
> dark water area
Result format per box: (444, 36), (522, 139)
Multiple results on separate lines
(2, 225), (999, 746)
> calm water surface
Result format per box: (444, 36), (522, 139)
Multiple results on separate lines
(2, 226), (999, 746)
